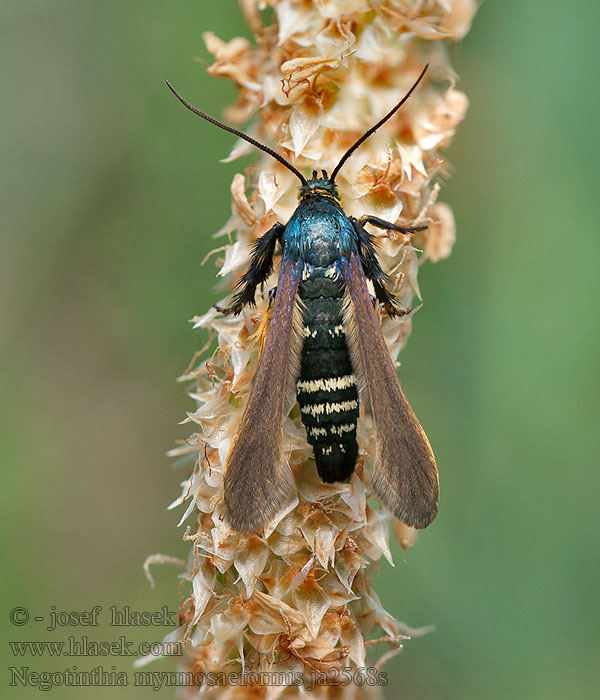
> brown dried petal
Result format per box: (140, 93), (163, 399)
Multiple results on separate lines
(362, 509), (394, 565)
(263, 493), (301, 539)
(315, 0), (371, 19)
(392, 520), (418, 551)
(296, 462), (349, 503)
(334, 538), (365, 591)
(209, 598), (251, 644)
(339, 610), (366, 668)
(234, 535), (270, 596)
(440, 0), (478, 40)
(314, 18), (356, 57)
(211, 518), (246, 566)
(316, 610), (342, 651)
(353, 572), (398, 638)
(243, 630), (281, 653)
(259, 560), (297, 598)
(251, 590), (305, 634)
(280, 56), (344, 100)
(276, 0), (323, 45)
(420, 201), (456, 262)
(287, 554), (315, 592)
(257, 169), (283, 214)
(289, 97), (324, 157)
(191, 560), (217, 625)
(338, 473), (367, 522)
(318, 570), (358, 607)
(292, 577), (331, 639)
(203, 32), (251, 62)
(230, 173), (258, 226)
(299, 509), (338, 568)
(381, 314), (414, 361)
(218, 240), (249, 278)
(397, 142), (427, 180)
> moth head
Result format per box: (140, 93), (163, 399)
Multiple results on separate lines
(298, 171), (340, 200)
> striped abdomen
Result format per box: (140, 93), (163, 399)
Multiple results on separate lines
(296, 264), (359, 483)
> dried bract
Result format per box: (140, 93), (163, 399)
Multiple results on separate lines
(166, 1), (476, 696)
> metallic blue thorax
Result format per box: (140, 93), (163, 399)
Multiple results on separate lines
(282, 184), (358, 266)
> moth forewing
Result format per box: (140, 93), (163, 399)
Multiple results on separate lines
(340, 253), (439, 529)
(223, 255), (302, 532)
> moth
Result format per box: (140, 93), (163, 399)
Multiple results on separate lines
(166, 65), (439, 533)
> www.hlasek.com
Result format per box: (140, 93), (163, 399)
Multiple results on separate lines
(9, 637), (181, 658)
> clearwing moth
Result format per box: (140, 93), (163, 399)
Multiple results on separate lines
(166, 64), (439, 532)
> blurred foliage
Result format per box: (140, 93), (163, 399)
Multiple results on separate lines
(1, 1), (598, 698)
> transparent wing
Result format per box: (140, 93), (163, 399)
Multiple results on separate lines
(223, 255), (302, 532)
(340, 253), (439, 528)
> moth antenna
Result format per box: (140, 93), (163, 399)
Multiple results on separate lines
(329, 64), (429, 183)
(165, 80), (307, 186)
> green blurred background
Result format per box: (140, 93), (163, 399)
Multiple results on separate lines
(2, 1), (598, 698)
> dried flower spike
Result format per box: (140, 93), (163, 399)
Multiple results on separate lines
(165, 1), (477, 697)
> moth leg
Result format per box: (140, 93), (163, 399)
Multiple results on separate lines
(252, 286), (278, 353)
(215, 222), (285, 315)
(350, 217), (407, 318)
(359, 214), (427, 235)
